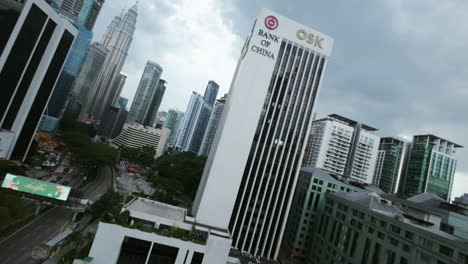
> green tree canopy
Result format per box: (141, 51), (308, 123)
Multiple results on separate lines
(150, 153), (207, 200)
(119, 145), (155, 167)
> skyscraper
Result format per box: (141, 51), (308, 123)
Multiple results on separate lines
(128, 61), (163, 125)
(91, 3), (137, 121)
(47, 0), (104, 31)
(46, 23), (93, 118)
(192, 9), (333, 260)
(97, 106), (128, 139)
(0, 0), (77, 160)
(302, 114), (380, 184)
(175, 92), (212, 154)
(203, 80), (219, 106)
(199, 95), (226, 156)
(402, 135), (462, 201)
(72, 42), (108, 121)
(164, 109), (184, 148)
(143, 79), (166, 127)
(373, 137), (408, 194)
(115, 96), (128, 110)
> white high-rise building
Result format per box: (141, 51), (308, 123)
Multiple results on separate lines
(89, 3), (137, 121)
(192, 9), (333, 260)
(303, 114), (380, 184)
(174, 92), (212, 154)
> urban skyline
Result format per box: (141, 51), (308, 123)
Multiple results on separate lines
(91, 0), (467, 199)
(0, 1), (467, 264)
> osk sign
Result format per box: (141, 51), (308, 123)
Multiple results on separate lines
(296, 29), (325, 49)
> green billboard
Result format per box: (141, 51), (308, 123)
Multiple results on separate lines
(2, 174), (71, 201)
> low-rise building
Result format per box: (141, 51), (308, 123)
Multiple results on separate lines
(112, 123), (170, 158)
(88, 197), (238, 264)
(282, 167), (367, 260)
(308, 191), (468, 264)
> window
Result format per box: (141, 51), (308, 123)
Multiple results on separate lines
(377, 232), (385, 240)
(402, 244), (410, 252)
(405, 231), (414, 240)
(439, 245), (453, 257)
(400, 257), (409, 264)
(391, 225), (400, 234)
(368, 227), (374, 234)
(388, 237), (398, 247)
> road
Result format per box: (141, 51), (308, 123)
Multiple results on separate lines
(0, 167), (113, 264)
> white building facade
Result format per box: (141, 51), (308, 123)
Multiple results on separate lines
(174, 92), (212, 154)
(0, 0), (77, 161)
(303, 114), (380, 184)
(112, 123), (170, 158)
(192, 9), (333, 260)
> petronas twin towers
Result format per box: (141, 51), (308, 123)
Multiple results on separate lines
(75, 3), (138, 122)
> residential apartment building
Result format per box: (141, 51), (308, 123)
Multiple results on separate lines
(112, 123), (170, 158)
(309, 191), (468, 264)
(402, 135), (462, 201)
(303, 114), (380, 184)
(0, 0), (77, 161)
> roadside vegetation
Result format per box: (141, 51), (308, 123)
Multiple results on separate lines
(147, 153), (207, 205)
(60, 119), (117, 168)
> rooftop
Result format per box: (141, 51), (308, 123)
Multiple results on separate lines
(125, 198), (186, 222)
(316, 114), (378, 132)
(413, 134), (463, 148)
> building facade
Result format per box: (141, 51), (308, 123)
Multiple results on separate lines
(402, 135), (462, 201)
(174, 92), (212, 154)
(128, 61), (163, 125)
(115, 96), (128, 110)
(203, 80), (219, 106)
(303, 114), (380, 184)
(90, 4), (137, 121)
(96, 106), (128, 139)
(143, 79), (166, 127)
(283, 167), (365, 260)
(112, 123), (170, 158)
(309, 191), (468, 264)
(72, 42), (108, 121)
(192, 9), (333, 260)
(88, 197), (238, 264)
(373, 137), (408, 194)
(199, 95), (226, 156)
(0, 0), (77, 161)
(45, 23), (92, 118)
(164, 109), (184, 148)
(47, 0), (104, 31)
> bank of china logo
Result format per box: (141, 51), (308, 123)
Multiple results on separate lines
(264, 16), (278, 30)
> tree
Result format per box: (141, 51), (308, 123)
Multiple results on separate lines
(151, 153), (207, 200)
(90, 190), (123, 221)
(119, 145), (155, 167)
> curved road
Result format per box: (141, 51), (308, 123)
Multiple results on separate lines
(0, 166), (113, 264)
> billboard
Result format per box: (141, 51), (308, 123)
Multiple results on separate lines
(2, 174), (71, 201)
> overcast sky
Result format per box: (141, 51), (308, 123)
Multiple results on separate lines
(92, 0), (468, 199)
